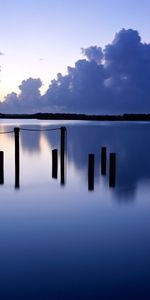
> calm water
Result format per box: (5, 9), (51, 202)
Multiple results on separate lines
(0, 120), (150, 299)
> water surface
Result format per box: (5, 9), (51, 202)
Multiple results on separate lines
(0, 120), (150, 299)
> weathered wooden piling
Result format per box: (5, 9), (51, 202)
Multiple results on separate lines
(0, 151), (4, 184)
(14, 127), (20, 189)
(101, 146), (107, 175)
(60, 126), (66, 185)
(52, 149), (58, 179)
(109, 153), (116, 188)
(88, 154), (95, 191)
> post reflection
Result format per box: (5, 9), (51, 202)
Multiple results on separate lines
(0, 122), (150, 201)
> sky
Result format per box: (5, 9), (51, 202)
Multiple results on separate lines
(1, 0), (150, 101)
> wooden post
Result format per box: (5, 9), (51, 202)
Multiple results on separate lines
(52, 149), (58, 179)
(0, 151), (4, 184)
(88, 154), (95, 191)
(109, 153), (116, 188)
(101, 146), (107, 175)
(14, 127), (20, 189)
(60, 127), (66, 185)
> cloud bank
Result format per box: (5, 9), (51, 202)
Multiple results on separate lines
(1, 28), (150, 114)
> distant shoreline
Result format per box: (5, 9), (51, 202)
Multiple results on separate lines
(1, 113), (150, 121)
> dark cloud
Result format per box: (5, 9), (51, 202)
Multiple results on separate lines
(1, 78), (42, 113)
(1, 28), (150, 113)
(81, 46), (103, 64)
(44, 59), (106, 113)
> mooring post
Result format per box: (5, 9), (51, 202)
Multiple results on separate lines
(109, 153), (116, 188)
(101, 146), (107, 175)
(14, 127), (20, 189)
(88, 154), (95, 191)
(60, 126), (66, 185)
(52, 149), (58, 179)
(0, 151), (4, 184)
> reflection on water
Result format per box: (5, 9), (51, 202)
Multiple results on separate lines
(0, 121), (150, 299)
(1, 121), (150, 199)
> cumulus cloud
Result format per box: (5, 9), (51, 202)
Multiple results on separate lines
(81, 46), (103, 64)
(1, 78), (42, 113)
(1, 28), (150, 113)
(44, 59), (106, 113)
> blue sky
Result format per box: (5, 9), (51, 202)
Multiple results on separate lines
(0, 0), (150, 100)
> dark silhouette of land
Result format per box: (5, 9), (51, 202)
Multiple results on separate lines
(1, 112), (150, 121)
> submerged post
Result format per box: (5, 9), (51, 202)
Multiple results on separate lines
(0, 151), (4, 184)
(109, 153), (116, 188)
(14, 127), (20, 189)
(52, 149), (58, 179)
(88, 154), (95, 191)
(60, 126), (66, 185)
(101, 146), (107, 175)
